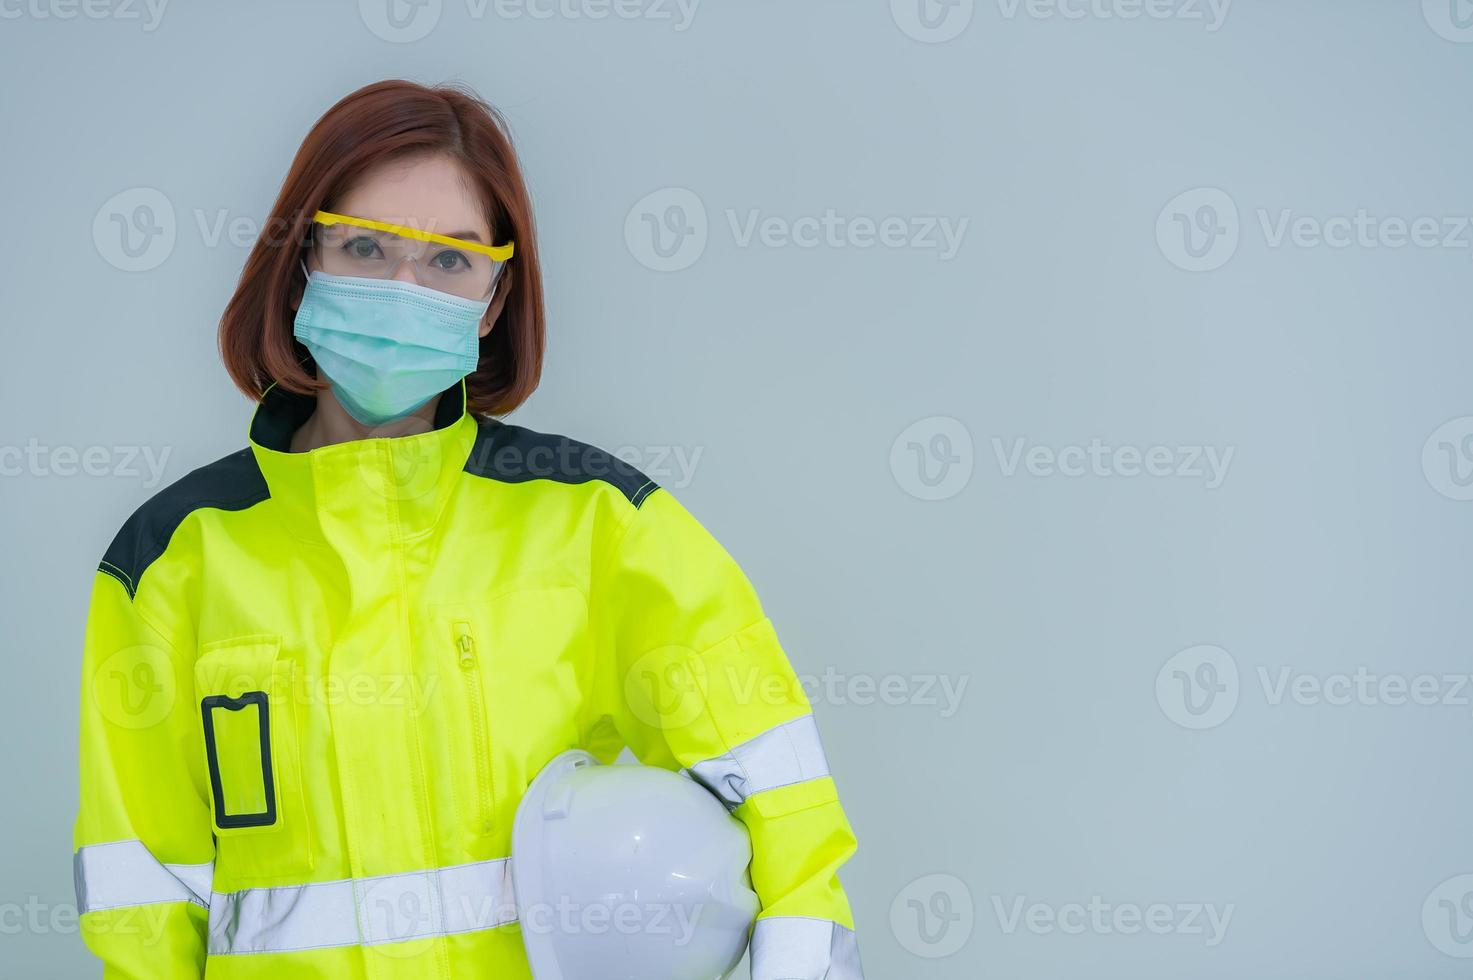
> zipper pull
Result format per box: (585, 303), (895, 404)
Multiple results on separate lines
(454, 622), (476, 668)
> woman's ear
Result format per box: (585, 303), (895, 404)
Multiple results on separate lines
(477, 275), (512, 339)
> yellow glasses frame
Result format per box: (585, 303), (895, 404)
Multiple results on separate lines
(312, 210), (515, 262)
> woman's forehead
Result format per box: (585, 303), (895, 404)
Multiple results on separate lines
(334, 154), (489, 239)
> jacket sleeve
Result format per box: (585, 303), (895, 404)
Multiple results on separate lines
(592, 488), (865, 980)
(73, 569), (213, 978)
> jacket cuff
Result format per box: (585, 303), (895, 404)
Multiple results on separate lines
(750, 916), (864, 980)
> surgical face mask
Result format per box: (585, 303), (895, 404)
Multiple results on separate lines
(292, 266), (492, 427)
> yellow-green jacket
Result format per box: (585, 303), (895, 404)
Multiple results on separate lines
(73, 383), (863, 979)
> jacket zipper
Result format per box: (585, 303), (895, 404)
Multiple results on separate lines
(454, 620), (494, 834)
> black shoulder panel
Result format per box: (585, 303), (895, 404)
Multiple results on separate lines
(98, 447), (270, 600)
(462, 419), (660, 508)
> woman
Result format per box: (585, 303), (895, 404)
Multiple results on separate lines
(72, 80), (863, 979)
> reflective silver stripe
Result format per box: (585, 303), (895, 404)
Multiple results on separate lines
(208, 857), (516, 956)
(687, 714), (831, 808)
(73, 840), (213, 914)
(750, 916), (864, 980)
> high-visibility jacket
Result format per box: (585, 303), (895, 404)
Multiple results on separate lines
(73, 381), (864, 979)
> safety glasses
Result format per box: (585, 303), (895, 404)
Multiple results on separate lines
(308, 210), (514, 301)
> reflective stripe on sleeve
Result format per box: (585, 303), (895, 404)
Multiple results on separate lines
(207, 856), (516, 956)
(686, 714), (831, 808)
(73, 840), (213, 914)
(750, 916), (864, 980)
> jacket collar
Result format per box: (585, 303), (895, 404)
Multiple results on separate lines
(248, 380), (479, 543)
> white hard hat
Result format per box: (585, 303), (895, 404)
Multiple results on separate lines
(511, 750), (760, 980)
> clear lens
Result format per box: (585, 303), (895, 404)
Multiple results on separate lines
(312, 222), (504, 300)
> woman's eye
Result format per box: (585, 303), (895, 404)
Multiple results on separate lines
(344, 236), (383, 260)
(431, 249), (470, 272)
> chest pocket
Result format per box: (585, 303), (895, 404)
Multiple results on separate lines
(194, 634), (315, 883)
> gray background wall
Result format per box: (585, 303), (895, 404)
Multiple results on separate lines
(2, 1), (1472, 976)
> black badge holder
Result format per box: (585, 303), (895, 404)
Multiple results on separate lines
(200, 691), (278, 829)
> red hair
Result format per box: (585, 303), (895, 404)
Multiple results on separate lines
(219, 79), (544, 416)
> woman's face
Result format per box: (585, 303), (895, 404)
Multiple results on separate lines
(311, 153), (509, 338)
